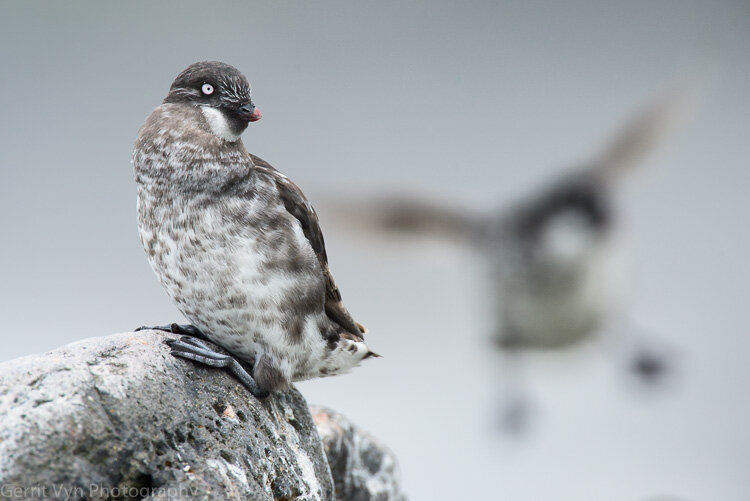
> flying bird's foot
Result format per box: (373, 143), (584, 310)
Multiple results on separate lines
(135, 323), (212, 343)
(630, 348), (671, 386)
(166, 336), (270, 399)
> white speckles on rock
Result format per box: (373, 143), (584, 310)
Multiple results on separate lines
(0, 331), (407, 501)
(311, 406), (408, 501)
(0, 331), (336, 501)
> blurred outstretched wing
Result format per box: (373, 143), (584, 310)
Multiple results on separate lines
(592, 87), (690, 179)
(321, 194), (483, 243)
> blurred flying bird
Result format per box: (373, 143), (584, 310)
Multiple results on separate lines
(133, 61), (377, 398)
(328, 89), (687, 385)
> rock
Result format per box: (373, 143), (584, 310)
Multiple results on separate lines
(310, 407), (407, 501)
(0, 331), (335, 500)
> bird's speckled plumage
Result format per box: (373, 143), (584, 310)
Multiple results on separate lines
(133, 62), (374, 394)
(483, 169), (617, 348)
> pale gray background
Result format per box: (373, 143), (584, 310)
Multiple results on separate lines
(1, 1), (749, 500)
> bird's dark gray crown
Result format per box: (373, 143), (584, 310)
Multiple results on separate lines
(163, 61), (252, 108)
(509, 169), (612, 241)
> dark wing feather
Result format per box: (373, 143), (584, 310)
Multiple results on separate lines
(249, 154), (365, 340)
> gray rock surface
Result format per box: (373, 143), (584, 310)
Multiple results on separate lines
(0, 331), (336, 500)
(310, 407), (407, 501)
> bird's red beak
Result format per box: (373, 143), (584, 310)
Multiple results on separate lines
(238, 103), (262, 123)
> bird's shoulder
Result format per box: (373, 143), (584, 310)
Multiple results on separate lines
(248, 154), (366, 340)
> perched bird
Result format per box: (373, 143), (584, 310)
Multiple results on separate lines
(133, 61), (376, 398)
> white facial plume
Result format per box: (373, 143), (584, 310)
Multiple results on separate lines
(201, 106), (242, 142)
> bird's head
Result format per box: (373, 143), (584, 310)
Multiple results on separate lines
(163, 61), (262, 142)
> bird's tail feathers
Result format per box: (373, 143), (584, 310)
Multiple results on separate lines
(355, 321), (368, 334)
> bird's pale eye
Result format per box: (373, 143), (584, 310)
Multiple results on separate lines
(201, 83), (214, 95)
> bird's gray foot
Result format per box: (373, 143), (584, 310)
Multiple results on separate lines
(135, 323), (212, 343)
(630, 348), (670, 385)
(166, 336), (269, 399)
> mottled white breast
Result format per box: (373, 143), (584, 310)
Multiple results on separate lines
(494, 217), (619, 348)
(137, 182), (328, 381)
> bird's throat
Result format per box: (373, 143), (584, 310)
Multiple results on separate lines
(201, 106), (245, 142)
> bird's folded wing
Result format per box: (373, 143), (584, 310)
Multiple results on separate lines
(249, 154), (365, 340)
